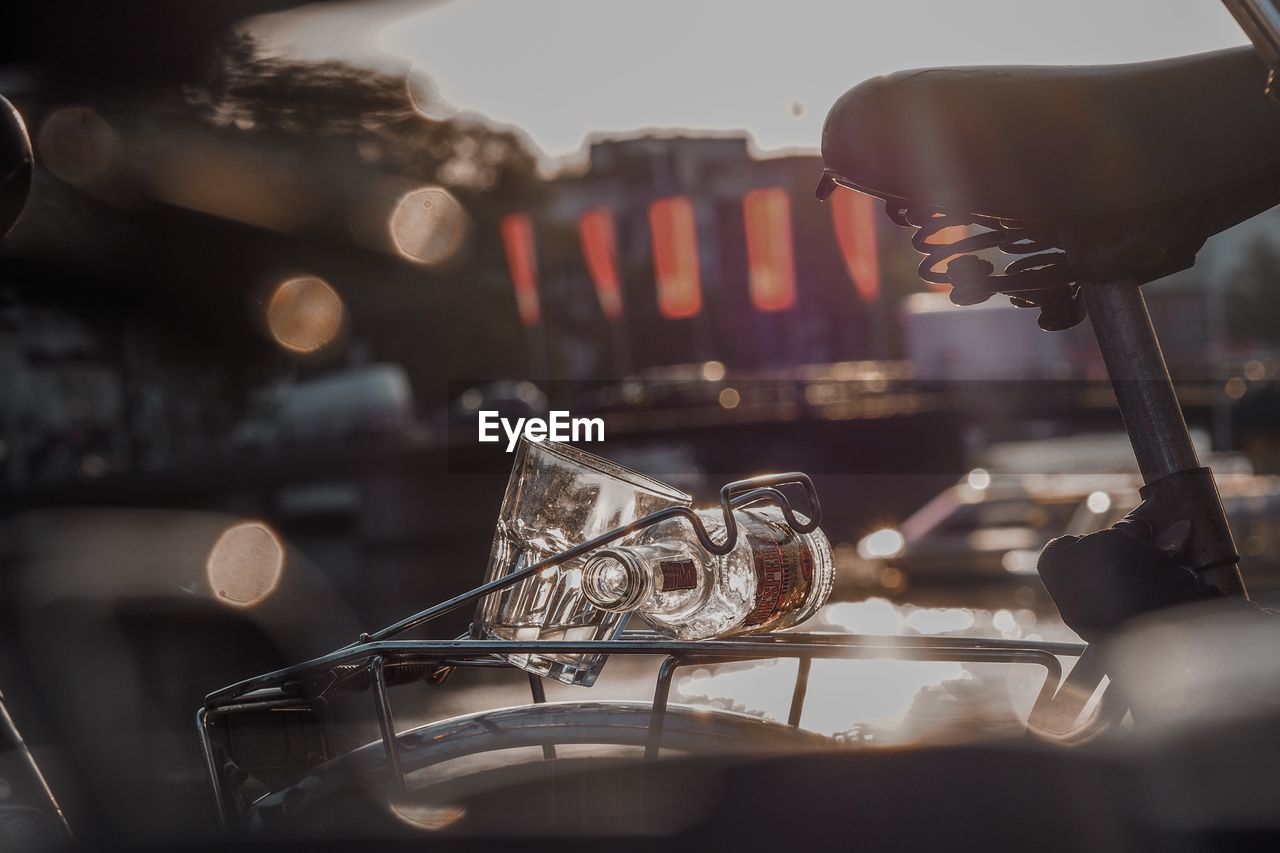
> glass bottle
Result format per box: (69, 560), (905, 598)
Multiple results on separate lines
(581, 505), (833, 640)
(475, 439), (691, 686)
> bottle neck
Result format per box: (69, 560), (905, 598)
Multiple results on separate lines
(581, 547), (650, 612)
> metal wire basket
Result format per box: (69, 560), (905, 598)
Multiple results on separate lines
(197, 472), (1093, 829)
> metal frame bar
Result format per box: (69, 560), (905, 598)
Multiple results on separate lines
(204, 634), (1083, 708)
(199, 631), (1084, 826)
(789, 657), (813, 728)
(641, 639), (1070, 759)
(370, 657), (406, 797)
(197, 695), (316, 825)
(1222, 0), (1280, 93)
(0, 690), (74, 840)
(527, 673), (557, 760)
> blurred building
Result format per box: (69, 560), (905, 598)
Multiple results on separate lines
(0, 302), (247, 492)
(540, 135), (881, 377)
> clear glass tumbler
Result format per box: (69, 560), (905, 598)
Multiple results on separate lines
(475, 439), (691, 686)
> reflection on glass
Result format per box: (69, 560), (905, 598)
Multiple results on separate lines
(476, 439), (690, 686)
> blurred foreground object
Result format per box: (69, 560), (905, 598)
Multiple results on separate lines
(0, 95), (32, 238)
(0, 509), (360, 839)
(1038, 523), (1226, 641)
(1105, 600), (1280, 836)
(1222, 0), (1280, 97)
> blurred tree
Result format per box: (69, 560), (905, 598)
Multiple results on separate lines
(1, 1), (304, 88)
(182, 34), (549, 394)
(189, 34), (541, 198)
(2, 31), (551, 490)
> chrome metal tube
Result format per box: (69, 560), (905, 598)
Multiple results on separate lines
(1083, 279), (1200, 481)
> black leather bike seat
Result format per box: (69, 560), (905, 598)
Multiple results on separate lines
(821, 47), (1280, 225)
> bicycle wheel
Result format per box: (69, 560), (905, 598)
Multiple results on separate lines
(248, 700), (832, 833)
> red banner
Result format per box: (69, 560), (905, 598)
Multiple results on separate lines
(578, 208), (624, 322)
(830, 188), (881, 303)
(648, 196), (702, 320)
(743, 187), (797, 312)
(500, 213), (540, 327)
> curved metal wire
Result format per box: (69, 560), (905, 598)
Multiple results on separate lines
(889, 200), (1077, 286)
(716, 473), (822, 550)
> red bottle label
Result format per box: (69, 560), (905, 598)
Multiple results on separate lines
(741, 515), (812, 631)
(659, 559), (698, 592)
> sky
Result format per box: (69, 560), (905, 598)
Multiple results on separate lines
(253, 0), (1250, 164)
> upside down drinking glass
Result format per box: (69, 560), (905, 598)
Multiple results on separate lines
(475, 439), (691, 686)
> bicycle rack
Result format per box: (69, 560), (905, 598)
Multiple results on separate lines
(197, 471), (1091, 828)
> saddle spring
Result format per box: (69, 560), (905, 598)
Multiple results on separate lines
(886, 202), (1086, 331)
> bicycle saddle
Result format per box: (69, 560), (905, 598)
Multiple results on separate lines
(820, 47), (1280, 224)
(818, 47), (1280, 329)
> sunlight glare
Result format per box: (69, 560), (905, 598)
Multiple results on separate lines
(906, 607), (975, 635)
(857, 528), (904, 560)
(821, 598), (904, 635)
(675, 656), (966, 742)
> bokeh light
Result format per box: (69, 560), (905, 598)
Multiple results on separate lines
(879, 567), (906, 591)
(206, 521), (285, 608)
(1001, 549), (1041, 575)
(967, 468), (991, 490)
(266, 276), (345, 353)
(906, 607), (975, 635)
(390, 800), (466, 832)
(857, 528), (905, 560)
(822, 598), (904, 635)
(38, 106), (118, 186)
(701, 360), (726, 382)
(389, 186), (469, 266)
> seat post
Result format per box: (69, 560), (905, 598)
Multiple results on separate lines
(1082, 278), (1248, 597)
(1083, 279), (1200, 480)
